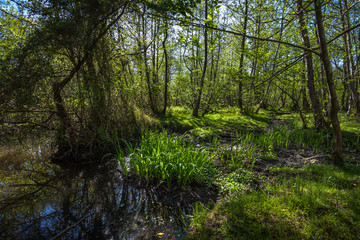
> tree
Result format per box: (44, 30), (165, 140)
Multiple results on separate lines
(237, 0), (248, 112)
(192, 0), (208, 117)
(314, 0), (343, 165)
(339, 0), (360, 117)
(296, 0), (327, 129)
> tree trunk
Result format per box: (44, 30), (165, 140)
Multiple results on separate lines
(142, 12), (157, 114)
(193, 0), (208, 117)
(320, 64), (329, 115)
(238, 0), (249, 112)
(256, 6), (284, 114)
(314, 0), (343, 165)
(162, 20), (169, 115)
(296, 0), (327, 129)
(341, 0), (360, 117)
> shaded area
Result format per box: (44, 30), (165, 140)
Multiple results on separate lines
(189, 164), (360, 240)
(187, 115), (360, 239)
(0, 145), (216, 240)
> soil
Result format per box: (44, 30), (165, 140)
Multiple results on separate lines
(249, 118), (360, 180)
(251, 144), (332, 176)
(118, 171), (219, 208)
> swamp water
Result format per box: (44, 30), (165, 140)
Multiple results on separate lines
(0, 142), (214, 239)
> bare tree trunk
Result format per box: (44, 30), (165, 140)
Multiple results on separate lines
(256, 6), (284, 113)
(320, 64), (329, 115)
(314, 0), (343, 165)
(238, 0), (249, 112)
(296, 0), (327, 129)
(193, 0), (208, 117)
(53, 82), (73, 152)
(162, 20), (169, 115)
(301, 75), (311, 111)
(203, 33), (222, 116)
(341, 0), (360, 116)
(141, 11), (156, 114)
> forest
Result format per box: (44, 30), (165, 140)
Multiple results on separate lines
(0, 0), (360, 239)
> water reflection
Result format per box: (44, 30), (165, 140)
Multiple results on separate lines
(0, 146), (211, 240)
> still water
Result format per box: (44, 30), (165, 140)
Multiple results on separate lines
(0, 143), (211, 239)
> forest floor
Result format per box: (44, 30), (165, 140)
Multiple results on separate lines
(1, 107), (359, 239)
(159, 107), (360, 240)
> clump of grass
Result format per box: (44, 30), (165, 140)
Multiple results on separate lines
(238, 126), (331, 155)
(214, 134), (257, 169)
(256, 126), (290, 150)
(113, 133), (133, 177)
(212, 125), (334, 172)
(189, 164), (360, 240)
(288, 128), (332, 151)
(116, 130), (214, 188)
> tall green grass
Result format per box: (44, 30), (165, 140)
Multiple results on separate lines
(211, 134), (257, 169)
(213, 125), (333, 170)
(254, 126), (332, 152)
(116, 130), (214, 188)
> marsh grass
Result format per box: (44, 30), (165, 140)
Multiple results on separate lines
(114, 133), (133, 177)
(256, 126), (332, 152)
(211, 133), (257, 169)
(279, 111), (360, 151)
(116, 130), (214, 188)
(214, 125), (333, 170)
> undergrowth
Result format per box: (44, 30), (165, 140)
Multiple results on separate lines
(115, 130), (214, 188)
(184, 111), (360, 240)
(189, 164), (360, 240)
(110, 109), (360, 239)
(210, 125), (333, 170)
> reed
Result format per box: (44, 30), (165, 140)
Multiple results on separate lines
(118, 130), (213, 188)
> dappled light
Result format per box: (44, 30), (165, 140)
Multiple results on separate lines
(1, 0), (360, 238)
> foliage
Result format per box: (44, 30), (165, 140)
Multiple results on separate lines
(116, 130), (214, 188)
(1, 0), (358, 161)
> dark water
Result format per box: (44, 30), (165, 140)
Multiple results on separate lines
(0, 143), (205, 240)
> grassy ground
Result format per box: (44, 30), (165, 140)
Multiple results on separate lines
(115, 107), (360, 239)
(183, 109), (360, 240)
(159, 106), (272, 139)
(188, 164), (360, 240)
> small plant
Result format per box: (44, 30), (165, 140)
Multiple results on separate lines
(211, 136), (221, 150)
(114, 133), (134, 177)
(216, 169), (256, 194)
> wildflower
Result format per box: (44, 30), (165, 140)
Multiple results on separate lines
(157, 233), (165, 236)
(353, 184), (357, 187)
